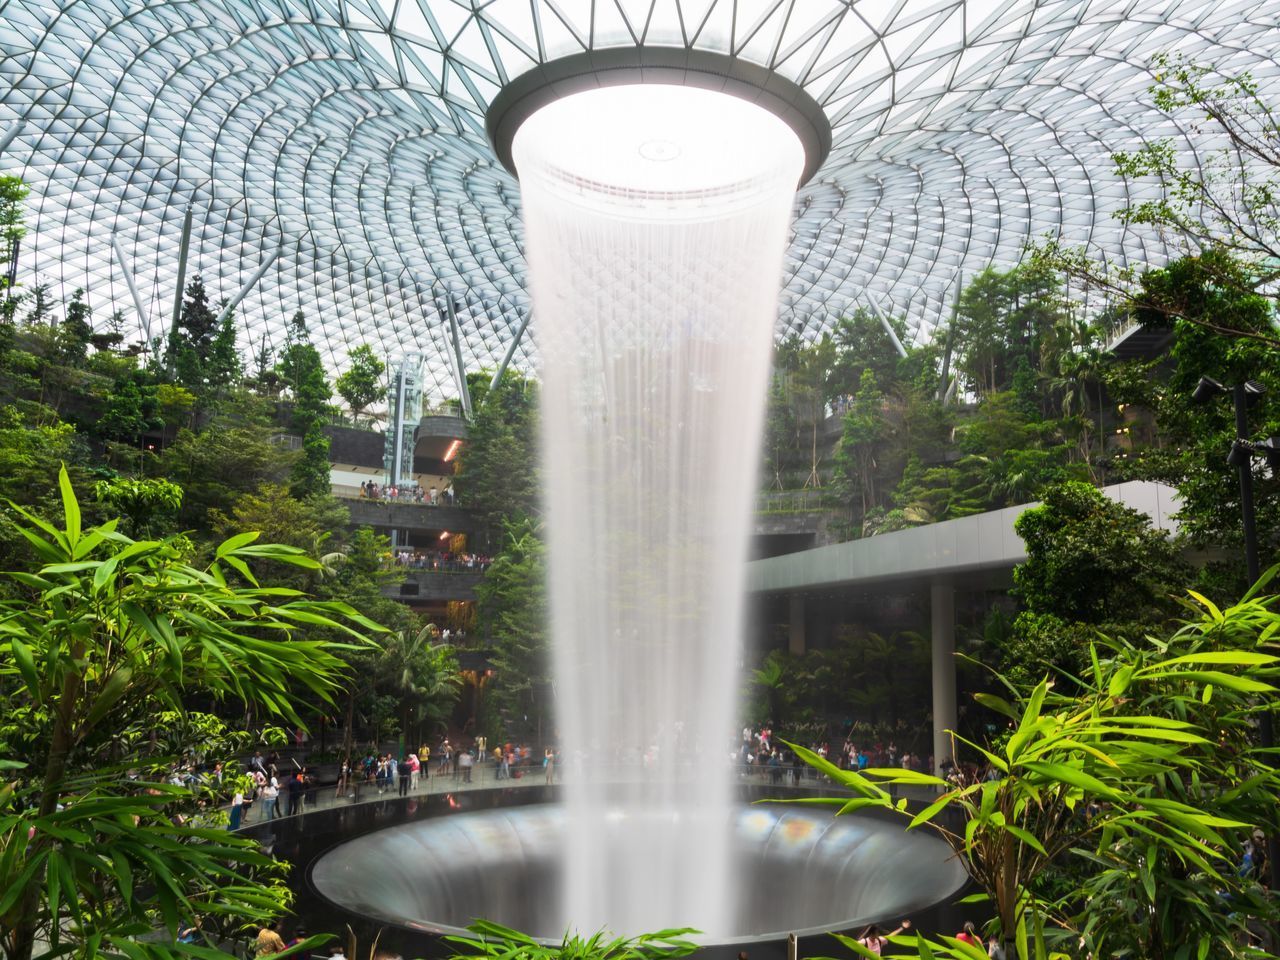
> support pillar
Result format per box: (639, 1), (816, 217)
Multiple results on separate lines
(788, 595), (806, 656)
(168, 206), (194, 347)
(931, 581), (957, 776)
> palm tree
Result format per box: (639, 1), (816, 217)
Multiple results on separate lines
(381, 624), (461, 751)
(751, 651), (789, 728)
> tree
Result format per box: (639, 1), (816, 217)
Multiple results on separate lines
(276, 313), (333, 500)
(953, 264), (1067, 397)
(475, 517), (549, 740)
(1006, 480), (1189, 685)
(1039, 56), (1280, 347)
(95, 367), (162, 443)
(378, 624), (461, 750)
(334, 343), (385, 423)
(832, 368), (887, 531)
(165, 275), (218, 387)
(159, 422), (292, 532)
(92, 475), (182, 538)
(830, 307), (906, 396)
(0, 176), (27, 325)
(1109, 252), (1280, 597)
(18, 283), (53, 327)
(58, 288), (92, 367)
(453, 370), (539, 549)
(0, 466), (384, 960)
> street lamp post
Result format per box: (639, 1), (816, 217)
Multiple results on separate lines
(1193, 376), (1280, 895)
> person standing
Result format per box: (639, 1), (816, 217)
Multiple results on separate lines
(261, 778), (280, 820)
(255, 921), (286, 957)
(856, 920), (911, 956)
(399, 757), (411, 796)
(287, 771), (305, 816)
(460, 749), (473, 784)
(229, 788), (244, 830)
(544, 748), (555, 785)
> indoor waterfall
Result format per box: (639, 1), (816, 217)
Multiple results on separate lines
(513, 84), (805, 937)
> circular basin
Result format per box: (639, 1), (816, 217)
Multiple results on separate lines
(310, 803), (967, 943)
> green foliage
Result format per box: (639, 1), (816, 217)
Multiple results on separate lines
(1014, 481), (1188, 623)
(0, 176), (27, 324)
(377, 624), (461, 747)
(744, 631), (931, 741)
(334, 343), (385, 422)
(59, 288), (92, 367)
(92, 476), (182, 538)
(475, 516), (549, 739)
(447, 919), (698, 960)
(1112, 55), (1280, 318)
(96, 367), (162, 443)
(0, 406), (87, 576)
(786, 582), (1280, 959)
(455, 370), (539, 548)
(832, 369), (887, 529)
(953, 263), (1067, 398)
(1005, 481), (1189, 685)
(164, 276), (241, 397)
(276, 315), (333, 499)
(0, 465), (385, 960)
(159, 423), (292, 533)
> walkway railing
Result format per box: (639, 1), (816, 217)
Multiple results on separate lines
(755, 489), (836, 514)
(230, 758), (928, 830)
(331, 483), (460, 506)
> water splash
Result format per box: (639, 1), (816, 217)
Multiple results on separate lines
(513, 84), (804, 938)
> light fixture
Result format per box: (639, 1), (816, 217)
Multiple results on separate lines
(1191, 375), (1227, 404)
(443, 439), (462, 462)
(439, 530), (450, 540)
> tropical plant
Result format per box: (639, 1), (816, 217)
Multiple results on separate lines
(785, 581), (1280, 960)
(0, 465), (385, 960)
(379, 623), (461, 750)
(446, 919), (698, 960)
(750, 650), (788, 727)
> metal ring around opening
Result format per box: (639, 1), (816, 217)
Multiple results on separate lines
(486, 48), (832, 187)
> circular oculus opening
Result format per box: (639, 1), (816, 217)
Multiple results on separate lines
(486, 48), (832, 186)
(510, 84), (806, 204)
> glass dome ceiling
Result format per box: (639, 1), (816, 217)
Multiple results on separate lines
(2, 0), (1278, 398)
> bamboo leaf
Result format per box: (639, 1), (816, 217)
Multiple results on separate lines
(58, 463), (81, 545)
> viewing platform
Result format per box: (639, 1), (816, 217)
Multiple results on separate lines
(385, 567), (486, 602)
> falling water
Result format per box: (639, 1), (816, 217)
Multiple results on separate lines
(513, 85), (804, 938)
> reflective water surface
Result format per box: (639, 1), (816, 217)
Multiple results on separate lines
(310, 803), (968, 942)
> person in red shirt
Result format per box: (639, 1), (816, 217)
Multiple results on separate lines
(955, 921), (980, 946)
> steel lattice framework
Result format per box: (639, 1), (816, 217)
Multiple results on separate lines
(2, 0), (1278, 398)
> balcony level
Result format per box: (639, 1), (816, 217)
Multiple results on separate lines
(337, 491), (476, 533)
(386, 567), (486, 602)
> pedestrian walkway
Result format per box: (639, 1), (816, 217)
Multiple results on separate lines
(231, 760), (862, 829)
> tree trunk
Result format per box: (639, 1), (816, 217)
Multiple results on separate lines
(9, 651), (83, 960)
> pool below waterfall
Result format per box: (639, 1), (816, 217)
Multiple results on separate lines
(309, 801), (968, 943)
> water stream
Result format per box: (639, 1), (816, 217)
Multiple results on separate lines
(514, 84), (804, 937)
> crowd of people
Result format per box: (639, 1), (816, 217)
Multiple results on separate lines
(230, 751), (317, 828)
(394, 550), (491, 573)
(358, 479), (456, 505)
(330, 737), (560, 798)
(734, 728), (935, 785)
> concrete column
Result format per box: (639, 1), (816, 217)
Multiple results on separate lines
(788, 595), (805, 656)
(931, 581), (957, 775)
